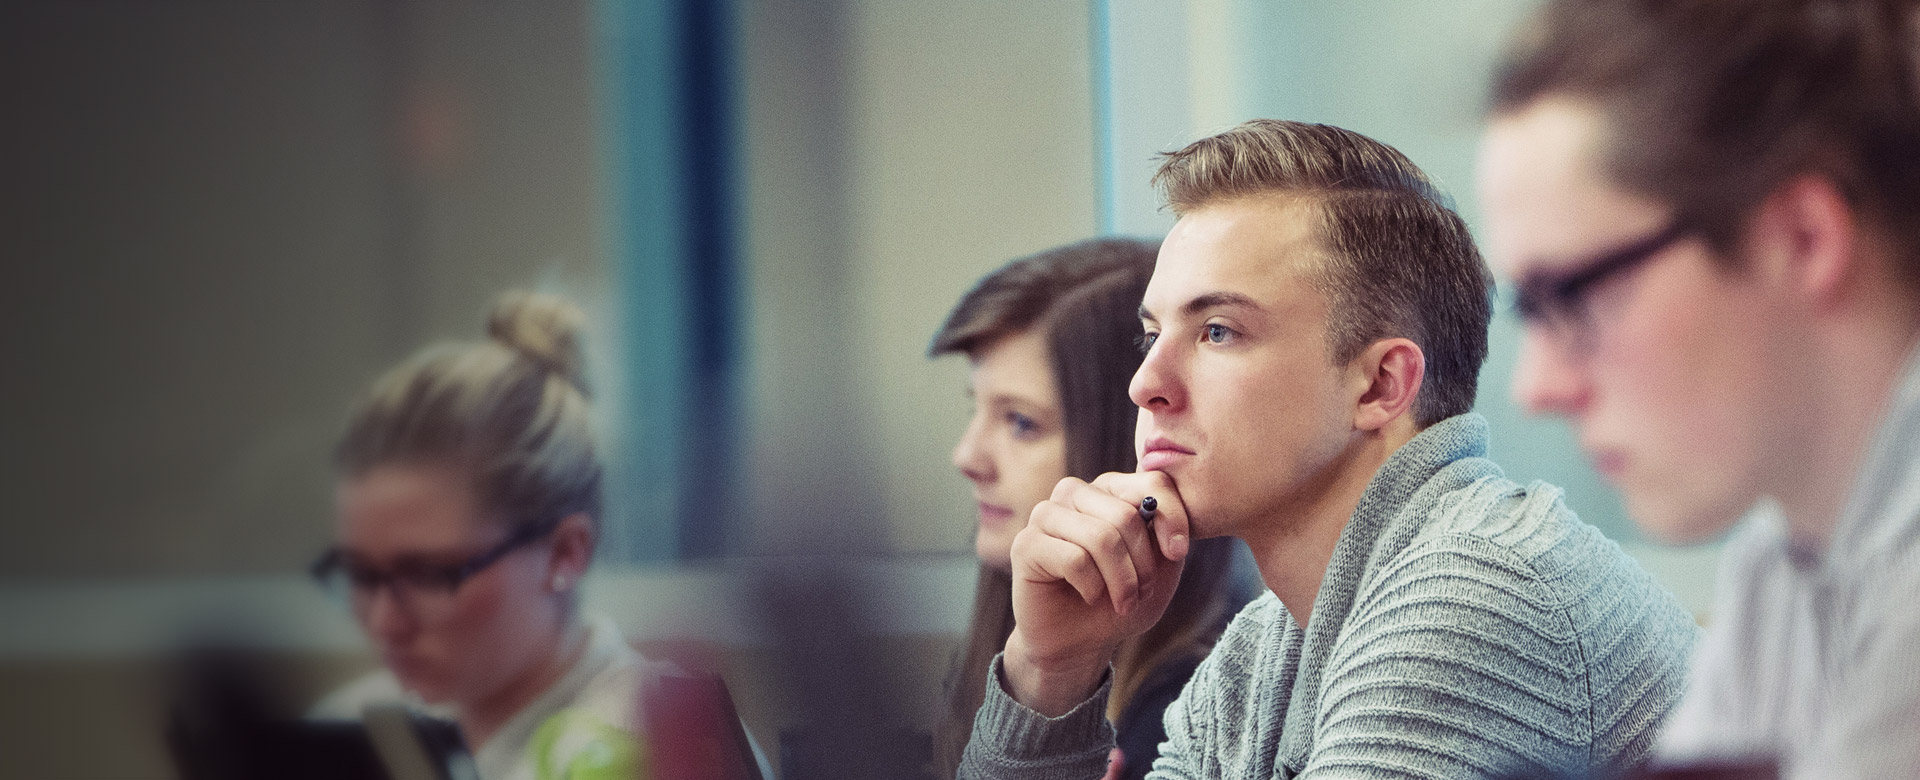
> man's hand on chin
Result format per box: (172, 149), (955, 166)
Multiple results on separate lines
(1002, 470), (1191, 716)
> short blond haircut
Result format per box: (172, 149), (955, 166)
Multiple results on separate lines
(1154, 119), (1492, 427)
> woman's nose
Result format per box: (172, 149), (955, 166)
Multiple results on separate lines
(952, 416), (993, 483)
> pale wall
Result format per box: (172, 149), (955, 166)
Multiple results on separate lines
(738, 0), (1099, 557)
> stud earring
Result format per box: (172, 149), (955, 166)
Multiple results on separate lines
(551, 574), (569, 591)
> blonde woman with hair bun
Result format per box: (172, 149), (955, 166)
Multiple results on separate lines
(310, 291), (687, 780)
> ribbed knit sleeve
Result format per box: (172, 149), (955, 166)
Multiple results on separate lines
(957, 654), (1117, 780)
(1299, 486), (1695, 779)
(1306, 532), (1587, 778)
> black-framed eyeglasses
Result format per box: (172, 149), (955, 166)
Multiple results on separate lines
(310, 519), (559, 617)
(1512, 219), (1694, 350)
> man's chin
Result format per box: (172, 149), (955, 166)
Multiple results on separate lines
(1623, 488), (1749, 546)
(1174, 497), (1222, 541)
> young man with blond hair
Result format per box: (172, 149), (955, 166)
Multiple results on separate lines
(957, 119), (1695, 780)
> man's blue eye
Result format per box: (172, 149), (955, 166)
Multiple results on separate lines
(1204, 324), (1232, 343)
(1136, 332), (1158, 354)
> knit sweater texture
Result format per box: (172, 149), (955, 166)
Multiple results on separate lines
(958, 414), (1698, 780)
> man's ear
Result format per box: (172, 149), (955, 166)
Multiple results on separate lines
(546, 512), (596, 590)
(1351, 338), (1425, 432)
(1748, 174), (1856, 308)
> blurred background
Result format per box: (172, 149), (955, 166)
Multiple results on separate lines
(0, 1), (1722, 776)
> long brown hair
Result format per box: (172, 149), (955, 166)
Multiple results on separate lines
(928, 238), (1242, 778)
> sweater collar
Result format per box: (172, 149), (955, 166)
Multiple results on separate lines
(1277, 413), (1493, 771)
(1297, 412), (1491, 633)
(1347, 413), (1491, 538)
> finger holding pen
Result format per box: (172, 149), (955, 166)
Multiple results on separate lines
(1030, 477), (1149, 614)
(1061, 470), (1189, 614)
(1090, 469), (1191, 565)
(1004, 472), (1193, 716)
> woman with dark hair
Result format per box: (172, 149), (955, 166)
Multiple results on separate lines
(928, 238), (1250, 780)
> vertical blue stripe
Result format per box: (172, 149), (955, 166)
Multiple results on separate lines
(600, 0), (686, 562)
(673, 0), (741, 560)
(596, 0), (741, 561)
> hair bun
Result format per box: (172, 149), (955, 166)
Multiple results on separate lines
(487, 290), (590, 395)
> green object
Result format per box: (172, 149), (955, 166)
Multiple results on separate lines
(529, 708), (647, 780)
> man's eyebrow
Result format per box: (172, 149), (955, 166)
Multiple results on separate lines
(1140, 291), (1264, 323)
(1182, 292), (1259, 316)
(1183, 291), (1263, 316)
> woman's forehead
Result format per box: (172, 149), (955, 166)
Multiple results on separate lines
(968, 330), (1058, 405)
(336, 463), (493, 550)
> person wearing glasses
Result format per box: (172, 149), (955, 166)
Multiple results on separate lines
(1479, 1), (1920, 776)
(310, 291), (665, 780)
(928, 238), (1253, 780)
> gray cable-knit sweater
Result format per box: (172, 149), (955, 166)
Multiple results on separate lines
(958, 414), (1698, 780)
